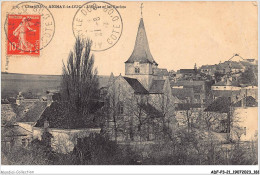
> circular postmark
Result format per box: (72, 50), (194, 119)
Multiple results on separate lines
(72, 1), (123, 51)
(4, 1), (55, 55)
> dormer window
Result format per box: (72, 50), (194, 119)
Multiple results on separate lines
(135, 67), (140, 74)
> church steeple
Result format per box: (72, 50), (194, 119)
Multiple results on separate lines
(125, 5), (158, 90)
(125, 12), (157, 65)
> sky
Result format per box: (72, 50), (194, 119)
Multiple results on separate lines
(1, 1), (258, 75)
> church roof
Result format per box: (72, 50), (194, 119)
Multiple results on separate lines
(149, 80), (165, 94)
(138, 103), (163, 118)
(125, 18), (158, 65)
(123, 77), (149, 94)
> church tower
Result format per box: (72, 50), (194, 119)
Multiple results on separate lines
(125, 6), (158, 90)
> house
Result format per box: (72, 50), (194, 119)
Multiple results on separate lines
(1, 124), (32, 149)
(245, 59), (257, 65)
(1, 100), (47, 149)
(211, 76), (242, 101)
(200, 65), (217, 76)
(33, 100), (103, 153)
(171, 80), (208, 107)
(177, 69), (200, 80)
(205, 96), (258, 142)
(216, 61), (245, 74)
(105, 15), (176, 142)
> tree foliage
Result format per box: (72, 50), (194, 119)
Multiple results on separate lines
(239, 67), (257, 85)
(61, 37), (99, 127)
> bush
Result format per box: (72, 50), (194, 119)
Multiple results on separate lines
(72, 133), (140, 165)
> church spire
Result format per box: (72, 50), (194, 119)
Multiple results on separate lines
(140, 3), (144, 18)
(125, 5), (157, 65)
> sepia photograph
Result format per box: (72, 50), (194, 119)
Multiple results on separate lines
(1, 0), (258, 174)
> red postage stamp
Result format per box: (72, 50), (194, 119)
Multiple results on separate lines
(7, 14), (41, 56)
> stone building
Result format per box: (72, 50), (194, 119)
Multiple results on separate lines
(105, 16), (176, 142)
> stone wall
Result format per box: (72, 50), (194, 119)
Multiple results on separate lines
(33, 127), (101, 153)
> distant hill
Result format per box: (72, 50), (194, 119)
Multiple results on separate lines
(1, 72), (110, 99)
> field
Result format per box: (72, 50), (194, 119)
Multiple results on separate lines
(1, 72), (109, 99)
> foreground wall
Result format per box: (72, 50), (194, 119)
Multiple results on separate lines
(33, 127), (101, 153)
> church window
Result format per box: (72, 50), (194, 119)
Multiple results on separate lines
(118, 102), (124, 115)
(135, 67), (140, 74)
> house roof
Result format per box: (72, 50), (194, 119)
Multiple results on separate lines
(179, 69), (197, 74)
(35, 101), (104, 129)
(245, 59), (256, 62)
(16, 102), (47, 123)
(154, 68), (169, 76)
(217, 61), (244, 70)
(200, 65), (217, 70)
(211, 90), (240, 97)
(123, 77), (149, 94)
(139, 103), (163, 118)
(175, 103), (201, 110)
(171, 88), (194, 100)
(213, 79), (240, 87)
(149, 80), (165, 94)
(125, 18), (157, 65)
(233, 96), (258, 107)
(171, 80), (205, 87)
(204, 97), (231, 113)
(240, 61), (253, 67)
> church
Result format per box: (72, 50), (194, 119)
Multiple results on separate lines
(104, 14), (176, 142)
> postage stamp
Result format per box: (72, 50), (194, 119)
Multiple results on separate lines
(4, 1), (55, 56)
(72, 1), (123, 51)
(7, 14), (41, 56)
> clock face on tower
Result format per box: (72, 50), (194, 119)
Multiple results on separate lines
(72, 1), (123, 51)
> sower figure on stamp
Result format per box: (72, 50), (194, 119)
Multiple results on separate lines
(13, 17), (36, 53)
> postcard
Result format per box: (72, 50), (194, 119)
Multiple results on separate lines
(1, 1), (258, 174)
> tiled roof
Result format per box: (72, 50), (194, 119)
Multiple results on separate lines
(204, 97), (231, 113)
(233, 96), (257, 107)
(172, 88), (194, 100)
(149, 80), (165, 94)
(17, 102), (47, 123)
(125, 18), (157, 65)
(123, 77), (149, 94)
(175, 103), (201, 110)
(35, 101), (103, 129)
(139, 103), (163, 118)
(179, 69), (197, 74)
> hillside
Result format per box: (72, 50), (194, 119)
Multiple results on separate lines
(1, 72), (110, 99)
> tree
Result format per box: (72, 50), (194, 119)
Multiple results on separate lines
(61, 37), (99, 128)
(239, 67), (257, 85)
